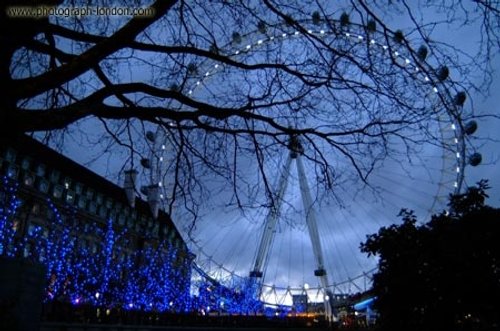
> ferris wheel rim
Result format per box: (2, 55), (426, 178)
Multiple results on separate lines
(144, 17), (469, 307)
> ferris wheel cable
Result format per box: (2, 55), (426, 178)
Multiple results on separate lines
(214, 216), (254, 269)
(323, 183), (390, 230)
(372, 172), (446, 201)
(371, 166), (445, 185)
(373, 180), (443, 213)
(326, 207), (368, 283)
(321, 209), (367, 274)
(272, 222), (287, 287)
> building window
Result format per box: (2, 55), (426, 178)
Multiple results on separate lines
(23, 172), (35, 186)
(86, 188), (94, 200)
(7, 164), (19, 179)
(98, 205), (107, 218)
(52, 185), (63, 199)
(118, 214), (126, 226)
(65, 190), (75, 204)
(4, 148), (16, 162)
(75, 183), (83, 194)
(21, 157), (31, 170)
(36, 163), (46, 177)
(105, 199), (113, 209)
(96, 193), (103, 205)
(37, 178), (49, 193)
(50, 170), (60, 183)
(88, 201), (97, 214)
(77, 196), (86, 209)
(64, 177), (72, 189)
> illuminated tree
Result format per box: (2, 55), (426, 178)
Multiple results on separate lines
(0, 175), (194, 312)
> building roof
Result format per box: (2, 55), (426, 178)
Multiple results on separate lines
(1, 134), (185, 244)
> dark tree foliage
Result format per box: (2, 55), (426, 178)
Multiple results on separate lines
(361, 180), (500, 331)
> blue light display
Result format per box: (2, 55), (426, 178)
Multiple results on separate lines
(0, 175), (191, 312)
(0, 175), (262, 315)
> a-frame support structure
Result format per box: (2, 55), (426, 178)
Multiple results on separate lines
(249, 135), (334, 322)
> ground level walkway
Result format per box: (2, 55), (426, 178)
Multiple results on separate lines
(40, 323), (373, 331)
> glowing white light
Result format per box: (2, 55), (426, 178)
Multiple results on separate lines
(454, 138), (459, 144)
(307, 30), (312, 34)
(270, 36), (274, 40)
(456, 152), (461, 158)
(128, 303), (133, 308)
(358, 35), (363, 41)
(370, 39), (375, 44)
(451, 124), (456, 130)
(169, 301), (173, 306)
(196, 81), (200, 85)
(445, 210), (450, 216)
(304, 283), (310, 290)
(161, 145), (166, 150)
(325, 295), (330, 301)
(282, 33), (287, 37)
(188, 90), (192, 95)
(257, 39), (263, 45)
(235, 50), (240, 55)
(160, 194), (164, 199)
(320, 30), (325, 34)
(158, 182), (162, 187)
(394, 51), (399, 56)
(405, 58), (410, 64)
(65, 182), (69, 189)
(456, 167), (460, 173)
(159, 157), (164, 162)
(246, 44), (251, 50)
(205, 72), (210, 77)
(95, 292), (100, 299)
(415, 67), (419, 72)
(214, 64), (219, 69)
(294, 31), (299, 35)
(345, 32), (350, 37)
(382, 45), (388, 50)
(433, 87), (438, 93)
(454, 182), (458, 188)
(424, 76), (430, 82)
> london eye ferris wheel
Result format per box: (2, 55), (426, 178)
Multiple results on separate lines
(129, 15), (481, 317)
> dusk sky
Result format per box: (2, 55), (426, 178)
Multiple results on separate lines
(36, 1), (500, 305)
